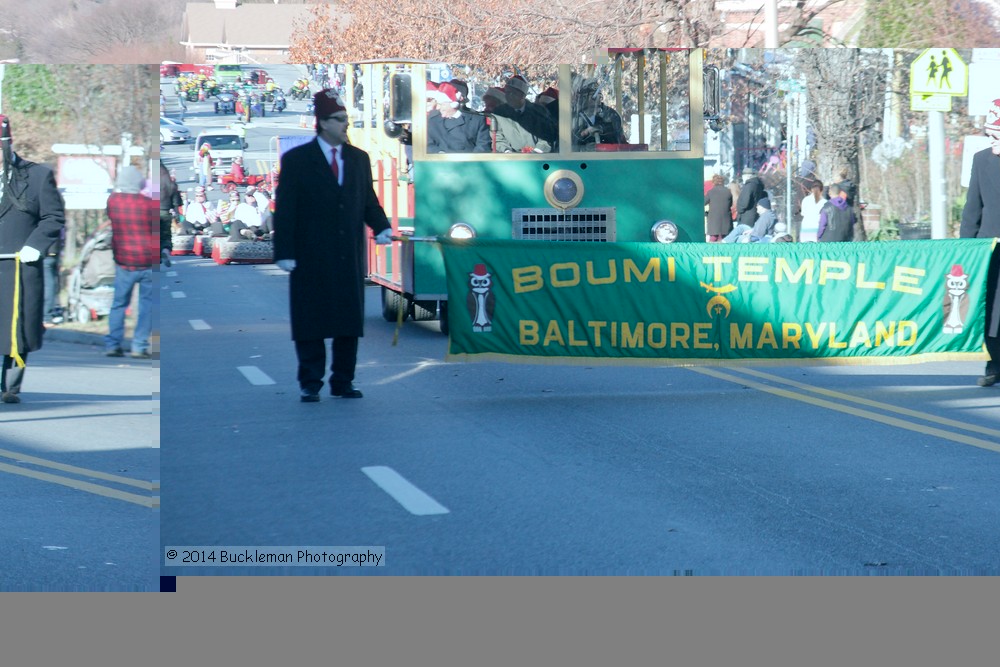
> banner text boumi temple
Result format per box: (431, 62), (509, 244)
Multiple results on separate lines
(440, 239), (994, 366)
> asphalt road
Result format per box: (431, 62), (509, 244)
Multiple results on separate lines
(1, 331), (159, 591)
(160, 251), (1000, 576)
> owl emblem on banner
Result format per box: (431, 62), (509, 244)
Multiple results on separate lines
(466, 263), (495, 333)
(943, 264), (969, 335)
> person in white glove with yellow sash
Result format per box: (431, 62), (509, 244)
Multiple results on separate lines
(0, 115), (66, 404)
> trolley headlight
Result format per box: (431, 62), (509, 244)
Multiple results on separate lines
(448, 222), (476, 239)
(543, 170), (584, 209)
(651, 220), (679, 243)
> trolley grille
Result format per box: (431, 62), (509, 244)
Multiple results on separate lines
(511, 208), (616, 242)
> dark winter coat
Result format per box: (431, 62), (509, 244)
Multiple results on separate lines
(818, 196), (855, 242)
(427, 112), (491, 153)
(273, 139), (389, 341)
(704, 184), (734, 236)
(960, 147), (1000, 338)
(0, 155), (66, 354)
(735, 176), (766, 226)
(961, 148), (1000, 239)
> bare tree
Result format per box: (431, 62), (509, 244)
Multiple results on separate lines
(289, 0), (862, 64)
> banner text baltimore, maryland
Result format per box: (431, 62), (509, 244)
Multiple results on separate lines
(441, 239), (993, 366)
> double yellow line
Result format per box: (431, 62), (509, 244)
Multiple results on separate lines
(0, 448), (158, 508)
(688, 367), (1000, 453)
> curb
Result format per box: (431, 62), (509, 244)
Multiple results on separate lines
(43, 328), (112, 347)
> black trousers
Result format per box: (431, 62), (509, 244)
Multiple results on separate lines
(986, 248), (1000, 375)
(295, 337), (358, 394)
(1, 353), (28, 395)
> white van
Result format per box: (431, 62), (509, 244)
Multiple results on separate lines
(194, 129), (247, 177)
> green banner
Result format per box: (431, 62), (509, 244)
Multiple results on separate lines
(440, 238), (994, 366)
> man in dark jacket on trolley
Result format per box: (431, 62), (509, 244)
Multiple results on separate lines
(961, 98), (1000, 387)
(426, 82), (491, 153)
(0, 115), (66, 403)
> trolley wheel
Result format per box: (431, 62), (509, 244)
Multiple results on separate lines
(412, 300), (437, 321)
(381, 286), (409, 323)
(76, 304), (91, 323)
(439, 301), (449, 335)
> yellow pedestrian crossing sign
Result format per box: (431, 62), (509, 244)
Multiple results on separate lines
(910, 48), (967, 96)
(911, 93), (952, 112)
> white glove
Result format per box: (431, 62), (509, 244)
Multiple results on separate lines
(375, 228), (393, 245)
(18, 246), (41, 263)
(161, 248), (172, 267)
(276, 259), (296, 272)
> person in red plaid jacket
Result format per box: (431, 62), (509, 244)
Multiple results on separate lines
(104, 166), (157, 359)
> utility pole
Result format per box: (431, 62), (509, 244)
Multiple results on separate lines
(927, 111), (947, 239)
(765, 0), (780, 48)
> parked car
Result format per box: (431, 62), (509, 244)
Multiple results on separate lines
(160, 117), (192, 144)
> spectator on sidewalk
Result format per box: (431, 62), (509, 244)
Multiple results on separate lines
(104, 166), (157, 360)
(817, 183), (856, 242)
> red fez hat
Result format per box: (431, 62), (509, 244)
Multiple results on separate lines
(539, 87), (559, 100)
(504, 75), (529, 95)
(313, 89), (347, 118)
(985, 98), (1000, 135)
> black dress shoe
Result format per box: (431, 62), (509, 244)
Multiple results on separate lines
(300, 389), (320, 402)
(977, 373), (998, 387)
(330, 384), (363, 398)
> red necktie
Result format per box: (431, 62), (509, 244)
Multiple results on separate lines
(330, 147), (340, 184)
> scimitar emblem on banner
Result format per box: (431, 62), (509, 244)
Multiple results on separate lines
(700, 281), (738, 318)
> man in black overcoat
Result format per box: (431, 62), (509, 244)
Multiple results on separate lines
(0, 116), (66, 403)
(960, 98), (1000, 387)
(273, 90), (392, 401)
(735, 166), (766, 227)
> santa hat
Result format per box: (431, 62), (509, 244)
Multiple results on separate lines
(985, 98), (1000, 136)
(313, 88), (347, 118)
(504, 75), (529, 95)
(537, 87), (559, 104)
(436, 82), (460, 108)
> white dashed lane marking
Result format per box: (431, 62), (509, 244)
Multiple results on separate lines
(189, 319), (211, 330)
(171, 291), (186, 298)
(361, 466), (450, 516)
(237, 366), (275, 386)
